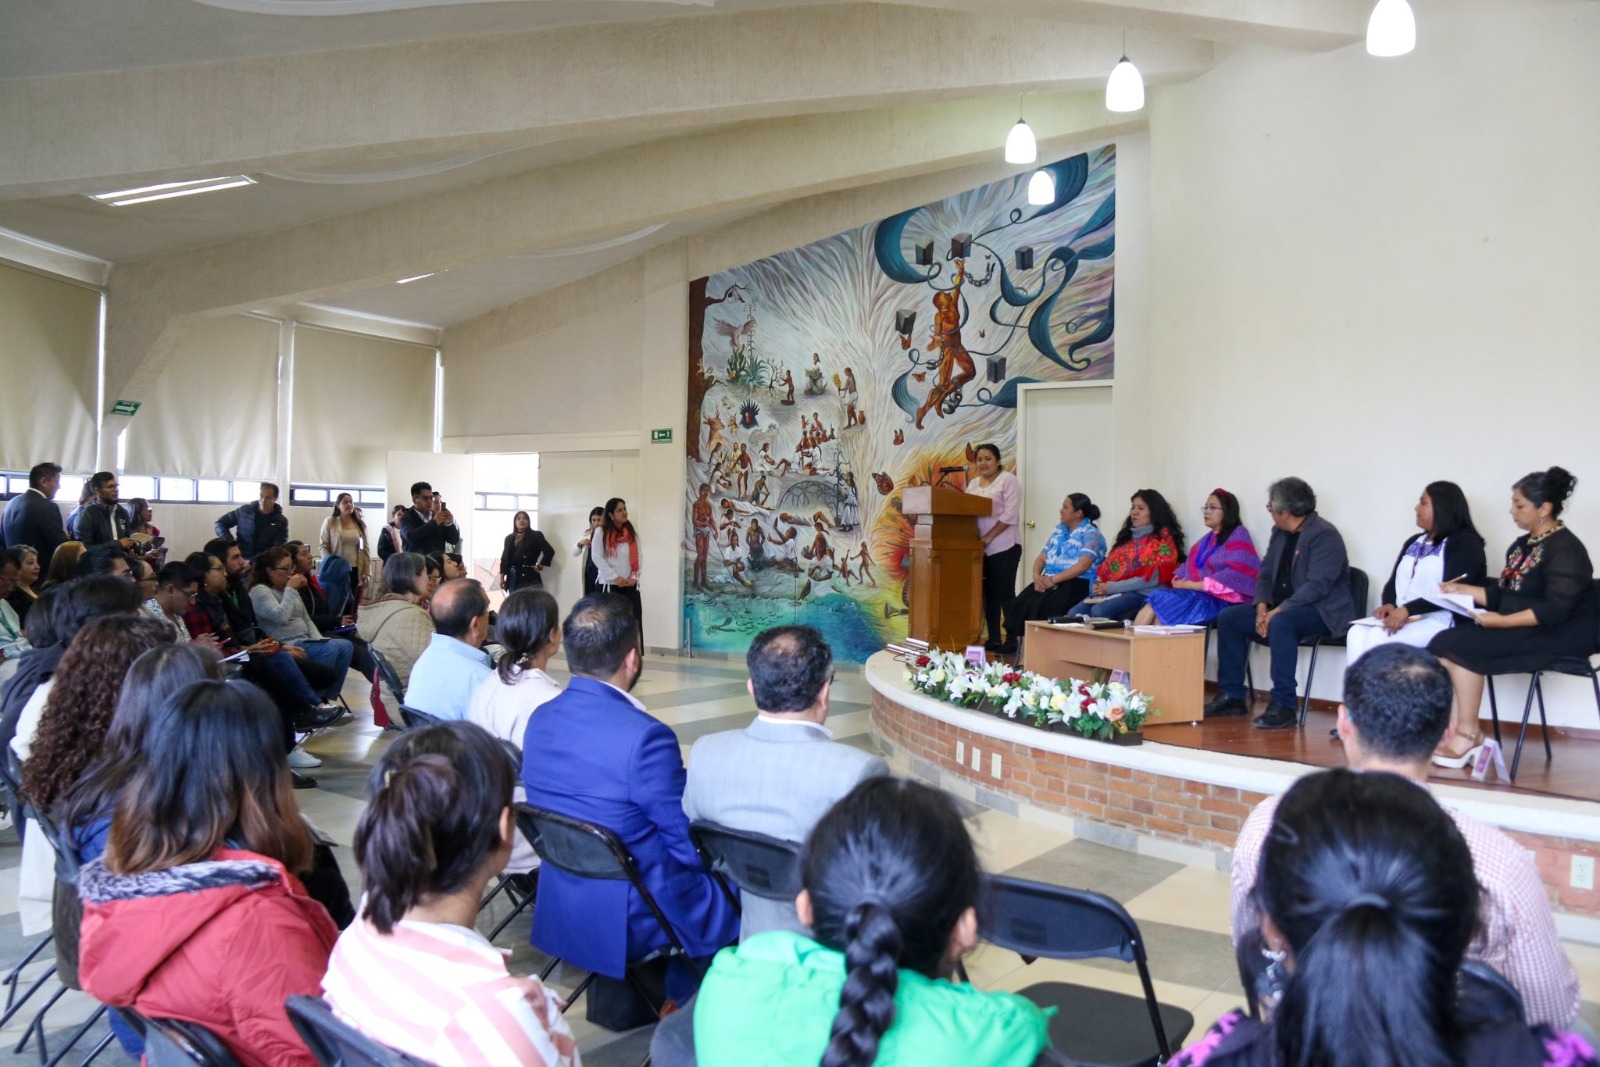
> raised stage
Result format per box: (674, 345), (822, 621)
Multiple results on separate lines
(863, 651), (1600, 937)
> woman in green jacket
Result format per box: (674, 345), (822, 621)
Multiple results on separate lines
(691, 778), (1052, 1066)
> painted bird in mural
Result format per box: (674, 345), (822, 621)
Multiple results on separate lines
(713, 317), (756, 345)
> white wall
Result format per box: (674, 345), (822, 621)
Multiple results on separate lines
(1146, 1), (1600, 722)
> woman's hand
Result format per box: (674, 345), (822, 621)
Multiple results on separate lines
(1172, 578), (1203, 591)
(287, 573), (307, 591)
(498, 575), (508, 591)
(1091, 582), (1109, 596)
(1380, 605), (1410, 634)
(1473, 610), (1510, 629)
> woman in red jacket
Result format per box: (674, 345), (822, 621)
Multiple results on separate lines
(1065, 489), (1186, 622)
(77, 679), (338, 1067)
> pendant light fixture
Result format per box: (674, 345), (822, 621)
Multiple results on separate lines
(1366, 0), (1416, 57)
(1027, 169), (1055, 206)
(1105, 32), (1145, 113)
(1004, 95), (1038, 165)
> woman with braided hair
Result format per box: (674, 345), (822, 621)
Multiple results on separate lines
(690, 777), (1051, 1066)
(1175, 769), (1597, 1067)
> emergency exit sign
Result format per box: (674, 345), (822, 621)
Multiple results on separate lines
(650, 428), (673, 443)
(110, 400), (141, 416)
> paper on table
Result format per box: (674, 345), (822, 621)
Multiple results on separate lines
(1132, 625), (1205, 635)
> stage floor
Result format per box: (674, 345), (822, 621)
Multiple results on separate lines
(1143, 708), (1600, 805)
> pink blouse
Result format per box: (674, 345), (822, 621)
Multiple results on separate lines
(967, 470), (1021, 555)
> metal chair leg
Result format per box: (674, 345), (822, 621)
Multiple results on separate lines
(78, 1030), (115, 1067)
(1298, 642), (1322, 726)
(1509, 674), (1540, 781)
(1486, 676), (1503, 746)
(42, 1005), (105, 1067)
(15, 984), (69, 1057)
(0, 938), (56, 1025)
(1533, 676), (1553, 762)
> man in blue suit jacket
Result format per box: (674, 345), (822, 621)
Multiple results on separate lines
(522, 594), (738, 987)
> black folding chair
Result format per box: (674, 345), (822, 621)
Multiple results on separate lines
(1483, 580), (1600, 779)
(286, 995), (440, 1067)
(397, 706), (439, 731)
(519, 803), (703, 1017)
(0, 745), (55, 1031)
(1297, 567), (1369, 725)
(370, 651), (407, 705)
(689, 819), (803, 913)
(139, 1015), (244, 1067)
(477, 740), (538, 941)
(980, 874), (1193, 1067)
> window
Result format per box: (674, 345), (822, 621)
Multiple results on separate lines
(0, 472), (269, 507)
(289, 484), (385, 509)
(197, 479), (232, 503)
(158, 477), (197, 502)
(120, 475), (157, 501)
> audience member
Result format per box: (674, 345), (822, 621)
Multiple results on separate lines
(15, 617), (174, 933)
(1208, 477), (1356, 729)
(356, 553), (436, 717)
(1003, 493), (1107, 652)
(399, 481), (460, 557)
(1188, 769), (1596, 1067)
(5, 545), (41, 623)
(0, 576), (142, 766)
(421, 555), (445, 607)
(1230, 644), (1579, 1027)
(405, 578), (492, 721)
(522, 594), (737, 998)
(41, 541), (85, 589)
(2, 463), (68, 564)
(688, 778), (1050, 1066)
(1429, 467), (1597, 767)
(249, 547), (355, 705)
(430, 551), (467, 581)
(77, 680), (340, 1067)
(130, 557), (158, 602)
(683, 625), (887, 939)
(287, 541), (374, 680)
(500, 510), (556, 592)
(1136, 489), (1260, 626)
(75, 472), (135, 553)
(1347, 480), (1488, 664)
(322, 721), (578, 1067)
(318, 493), (370, 589)
(214, 482), (289, 560)
(55, 643), (225, 1001)
(76, 550), (131, 580)
(122, 497), (158, 540)
(1066, 489), (1185, 621)
(376, 505), (407, 563)
(591, 497), (643, 628)
(141, 561), (205, 642)
(965, 443), (1022, 652)
(574, 506), (604, 597)
(64, 480), (93, 541)
(0, 553), (29, 684)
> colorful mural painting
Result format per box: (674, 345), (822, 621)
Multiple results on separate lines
(684, 146), (1117, 661)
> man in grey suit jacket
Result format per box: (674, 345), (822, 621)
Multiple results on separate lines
(682, 625), (888, 939)
(1209, 476), (1358, 730)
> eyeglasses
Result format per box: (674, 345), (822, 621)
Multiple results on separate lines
(177, 588), (199, 600)
(1202, 505), (1221, 512)
(269, 564), (293, 572)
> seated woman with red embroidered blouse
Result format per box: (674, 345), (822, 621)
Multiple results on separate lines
(1064, 490), (1185, 622)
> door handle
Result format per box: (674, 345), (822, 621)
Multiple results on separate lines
(1025, 520), (1036, 528)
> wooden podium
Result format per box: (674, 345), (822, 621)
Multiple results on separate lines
(901, 486), (990, 650)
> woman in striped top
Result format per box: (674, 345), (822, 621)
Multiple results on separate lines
(322, 721), (578, 1067)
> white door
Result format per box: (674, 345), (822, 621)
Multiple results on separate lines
(387, 450), (475, 560)
(1018, 385), (1116, 566)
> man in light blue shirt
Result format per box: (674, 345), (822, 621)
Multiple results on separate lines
(404, 578), (493, 721)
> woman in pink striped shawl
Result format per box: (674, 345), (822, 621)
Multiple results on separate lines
(1136, 489), (1260, 626)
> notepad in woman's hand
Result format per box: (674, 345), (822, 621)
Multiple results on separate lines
(1419, 585), (1480, 617)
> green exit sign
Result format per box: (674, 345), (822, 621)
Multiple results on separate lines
(650, 428), (673, 443)
(110, 400), (141, 416)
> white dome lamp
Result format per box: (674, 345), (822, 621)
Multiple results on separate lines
(1105, 33), (1145, 113)
(1004, 96), (1038, 165)
(1366, 0), (1416, 57)
(1027, 168), (1056, 206)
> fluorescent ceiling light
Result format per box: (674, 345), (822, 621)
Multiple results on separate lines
(89, 175), (258, 207)
(396, 273), (437, 285)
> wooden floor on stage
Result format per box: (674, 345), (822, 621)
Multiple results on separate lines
(1143, 706), (1600, 804)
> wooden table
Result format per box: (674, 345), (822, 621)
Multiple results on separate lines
(1022, 622), (1207, 724)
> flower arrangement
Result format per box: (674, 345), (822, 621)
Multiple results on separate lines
(905, 648), (1151, 740)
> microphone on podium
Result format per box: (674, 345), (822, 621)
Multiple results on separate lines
(935, 465), (968, 488)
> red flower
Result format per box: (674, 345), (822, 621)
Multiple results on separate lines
(1003, 672), (1022, 684)
(1077, 684), (1091, 696)
(915, 655), (931, 667)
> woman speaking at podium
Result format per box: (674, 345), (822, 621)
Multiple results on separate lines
(965, 444), (1022, 652)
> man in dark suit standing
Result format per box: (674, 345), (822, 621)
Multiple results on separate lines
(2, 463), (69, 563)
(398, 481), (460, 556)
(75, 471), (134, 552)
(522, 594), (737, 997)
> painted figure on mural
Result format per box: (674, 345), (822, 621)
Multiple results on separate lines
(839, 366), (861, 428)
(758, 442), (791, 478)
(780, 369), (796, 405)
(914, 257), (976, 430)
(691, 484), (714, 591)
(804, 352), (827, 395)
(749, 472), (771, 508)
(734, 443), (752, 497)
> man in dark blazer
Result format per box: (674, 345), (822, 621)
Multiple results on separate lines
(683, 625), (887, 939)
(1, 462), (68, 563)
(1209, 477), (1357, 729)
(74, 471), (133, 552)
(398, 480), (461, 556)
(213, 482), (289, 560)
(522, 594), (737, 994)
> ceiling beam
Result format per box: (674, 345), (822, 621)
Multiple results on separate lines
(0, 4), (1208, 196)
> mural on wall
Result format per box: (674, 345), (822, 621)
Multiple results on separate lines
(684, 145), (1117, 662)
